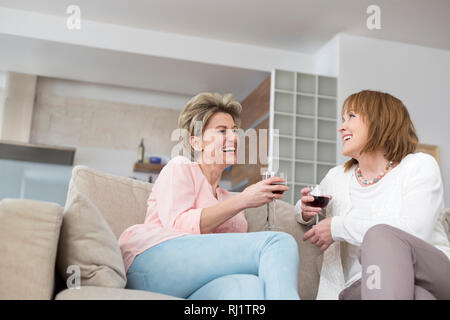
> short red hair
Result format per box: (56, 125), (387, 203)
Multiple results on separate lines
(342, 90), (418, 172)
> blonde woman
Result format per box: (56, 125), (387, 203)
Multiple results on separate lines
(296, 90), (450, 299)
(119, 93), (300, 300)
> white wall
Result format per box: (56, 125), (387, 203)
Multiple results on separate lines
(0, 71), (6, 87)
(73, 146), (160, 183)
(0, 72), (37, 142)
(36, 77), (191, 111)
(32, 77), (181, 182)
(337, 34), (450, 205)
(0, 71), (5, 135)
(315, 34), (339, 77)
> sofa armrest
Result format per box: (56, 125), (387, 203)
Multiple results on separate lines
(244, 200), (322, 300)
(443, 208), (450, 241)
(0, 198), (63, 299)
(55, 286), (182, 300)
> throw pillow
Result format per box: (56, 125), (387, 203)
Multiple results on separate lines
(56, 191), (126, 289)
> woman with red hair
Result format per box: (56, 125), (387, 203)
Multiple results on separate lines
(297, 90), (450, 300)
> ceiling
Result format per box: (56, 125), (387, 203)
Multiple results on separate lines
(0, 33), (269, 101)
(0, 0), (449, 53)
(0, 0), (449, 101)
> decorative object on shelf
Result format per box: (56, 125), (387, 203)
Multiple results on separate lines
(149, 156), (162, 164)
(137, 138), (145, 163)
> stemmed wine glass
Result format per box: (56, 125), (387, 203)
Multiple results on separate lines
(262, 170), (287, 230)
(307, 184), (330, 224)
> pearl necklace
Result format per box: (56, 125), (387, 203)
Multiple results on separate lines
(356, 161), (393, 185)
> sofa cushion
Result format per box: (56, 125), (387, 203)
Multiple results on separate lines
(55, 286), (182, 300)
(56, 191), (126, 289)
(0, 199), (63, 299)
(67, 166), (152, 239)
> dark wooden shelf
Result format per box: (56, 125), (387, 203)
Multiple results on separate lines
(133, 162), (165, 173)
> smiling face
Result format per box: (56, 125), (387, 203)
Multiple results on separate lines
(192, 112), (239, 166)
(338, 109), (369, 159)
(339, 90), (419, 172)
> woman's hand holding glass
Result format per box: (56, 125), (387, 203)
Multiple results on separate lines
(300, 187), (322, 222)
(299, 186), (333, 222)
(299, 186), (334, 251)
(237, 177), (288, 209)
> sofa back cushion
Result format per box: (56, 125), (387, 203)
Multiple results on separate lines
(0, 199), (63, 299)
(67, 166), (152, 238)
(56, 166), (153, 289)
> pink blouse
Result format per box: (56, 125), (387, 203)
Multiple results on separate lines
(118, 156), (248, 273)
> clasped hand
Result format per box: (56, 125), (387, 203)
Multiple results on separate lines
(302, 217), (334, 252)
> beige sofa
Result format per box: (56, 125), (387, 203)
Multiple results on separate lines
(1, 165), (449, 300)
(0, 165), (324, 300)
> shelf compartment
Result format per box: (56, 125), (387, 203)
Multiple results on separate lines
(296, 94), (315, 116)
(318, 76), (337, 97)
(294, 161), (314, 185)
(273, 136), (293, 159)
(295, 117), (315, 139)
(275, 70), (295, 91)
(272, 159), (292, 181)
(317, 119), (337, 141)
(297, 73), (316, 94)
(295, 139), (315, 161)
(273, 114), (293, 136)
(317, 164), (334, 183)
(317, 141), (336, 163)
(274, 91), (295, 113)
(318, 97), (337, 118)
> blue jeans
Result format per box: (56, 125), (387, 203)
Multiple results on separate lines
(126, 231), (300, 300)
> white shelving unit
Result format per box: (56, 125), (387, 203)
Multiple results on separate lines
(269, 69), (338, 205)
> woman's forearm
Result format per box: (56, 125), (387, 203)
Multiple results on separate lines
(200, 194), (245, 234)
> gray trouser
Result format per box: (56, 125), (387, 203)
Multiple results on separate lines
(339, 224), (450, 300)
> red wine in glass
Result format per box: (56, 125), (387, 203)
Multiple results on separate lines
(308, 196), (330, 208)
(262, 170), (286, 231)
(271, 182), (287, 194)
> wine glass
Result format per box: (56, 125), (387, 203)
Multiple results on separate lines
(262, 170), (287, 230)
(307, 184), (330, 225)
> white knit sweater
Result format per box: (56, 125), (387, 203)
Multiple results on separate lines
(295, 152), (450, 300)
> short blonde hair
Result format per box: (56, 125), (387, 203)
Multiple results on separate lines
(178, 92), (242, 159)
(342, 90), (418, 172)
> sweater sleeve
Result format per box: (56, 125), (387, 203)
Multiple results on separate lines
(294, 200), (315, 225)
(152, 157), (203, 234)
(331, 154), (444, 246)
